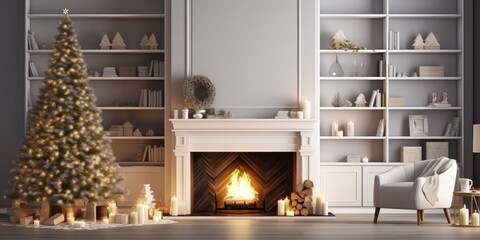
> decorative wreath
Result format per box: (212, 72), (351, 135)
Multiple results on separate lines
(183, 75), (216, 110)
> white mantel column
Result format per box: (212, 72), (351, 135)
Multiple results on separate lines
(173, 133), (191, 215)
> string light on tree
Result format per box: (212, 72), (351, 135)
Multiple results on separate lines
(5, 9), (126, 205)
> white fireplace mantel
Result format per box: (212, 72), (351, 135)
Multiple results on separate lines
(170, 119), (319, 215)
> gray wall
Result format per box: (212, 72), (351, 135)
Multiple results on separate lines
(0, 0), (25, 207)
(474, 1), (480, 186)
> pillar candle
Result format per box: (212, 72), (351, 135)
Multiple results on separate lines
(153, 215), (161, 223)
(120, 214), (129, 224)
(322, 201), (329, 216)
(136, 204), (146, 224)
(130, 211), (138, 225)
(283, 197), (290, 213)
(336, 130), (344, 137)
(33, 219), (40, 228)
(170, 196), (178, 216)
(182, 109), (189, 119)
(347, 121), (354, 136)
(108, 202), (117, 215)
(74, 220), (86, 228)
(102, 218), (109, 224)
(67, 217), (75, 226)
(286, 210), (295, 217)
(332, 122), (339, 136)
(303, 99), (311, 119)
(472, 210), (480, 226)
(297, 111), (304, 119)
(277, 199), (285, 216)
(315, 195), (325, 215)
(154, 210), (163, 220)
(361, 157), (369, 163)
(173, 109), (179, 119)
(109, 213), (116, 224)
(459, 204), (469, 226)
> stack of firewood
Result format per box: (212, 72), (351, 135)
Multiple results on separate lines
(290, 179), (314, 216)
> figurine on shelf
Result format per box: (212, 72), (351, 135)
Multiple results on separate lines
(112, 32), (127, 50)
(329, 29), (366, 52)
(432, 93), (438, 104)
(146, 34), (159, 49)
(146, 129), (155, 136)
(354, 93), (367, 107)
(424, 32), (441, 50)
(99, 34), (112, 50)
(139, 34), (149, 49)
(122, 121), (134, 136)
(331, 91), (352, 107)
(133, 129), (142, 136)
(441, 92), (449, 104)
(412, 34), (424, 50)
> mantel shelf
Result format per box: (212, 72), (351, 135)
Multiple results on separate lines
(118, 162), (164, 167)
(170, 119), (316, 131)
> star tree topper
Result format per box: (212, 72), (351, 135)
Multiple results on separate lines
(63, 8), (69, 15)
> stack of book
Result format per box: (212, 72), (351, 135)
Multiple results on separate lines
(102, 67), (118, 77)
(139, 89), (162, 107)
(141, 145), (165, 162)
(28, 61), (39, 77)
(27, 30), (39, 50)
(389, 31), (400, 50)
(137, 66), (149, 77)
(148, 60), (165, 77)
(368, 89), (382, 107)
(108, 125), (123, 136)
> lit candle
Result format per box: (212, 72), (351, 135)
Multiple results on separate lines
(130, 211), (138, 225)
(336, 130), (344, 137)
(283, 197), (290, 214)
(74, 220), (86, 228)
(119, 214), (129, 224)
(472, 210), (480, 226)
(33, 219), (40, 228)
(154, 210), (163, 220)
(315, 195), (325, 215)
(331, 122), (339, 136)
(103, 218), (109, 224)
(136, 204), (146, 224)
(459, 204), (469, 226)
(277, 199), (285, 216)
(109, 213), (116, 224)
(153, 215), (161, 223)
(170, 196), (178, 216)
(322, 201), (329, 216)
(286, 210), (295, 217)
(108, 202), (117, 215)
(303, 99), (311, 119)
(361, 156), (369, 163)
(347, 121), (354, 136)
(67, 217), (75, 226)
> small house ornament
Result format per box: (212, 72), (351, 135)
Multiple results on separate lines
(133, 128), (142, 136)
(424, 32), (440, 50)
(412, 34), (424, 50)
(122, 121), (134, 136)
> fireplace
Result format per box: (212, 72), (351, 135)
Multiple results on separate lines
(192, 152), (295, 214)
(170, 119), (317, 215)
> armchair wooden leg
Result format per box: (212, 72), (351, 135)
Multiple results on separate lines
(417, 210), (421, 225)
(373, 208), (380, 223)
(443, 208), (452, 224)
(421, 210), (424, 222)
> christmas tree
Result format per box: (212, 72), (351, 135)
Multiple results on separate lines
(5, 9), (125, 205)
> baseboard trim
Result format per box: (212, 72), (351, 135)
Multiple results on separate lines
(330, 207), (445, 214)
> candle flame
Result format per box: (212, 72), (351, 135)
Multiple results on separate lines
(225, 169), (258, 201)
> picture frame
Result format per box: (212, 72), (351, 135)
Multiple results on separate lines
(409, 115), (429, 136)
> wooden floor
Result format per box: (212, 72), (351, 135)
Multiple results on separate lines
(1, 214), (480, 239)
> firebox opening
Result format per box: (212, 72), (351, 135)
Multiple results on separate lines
(192, 152), (295, 216)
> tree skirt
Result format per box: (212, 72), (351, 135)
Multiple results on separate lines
(1, 220), (177, 231)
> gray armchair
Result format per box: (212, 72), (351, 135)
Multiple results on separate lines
(373, 158), (457, 225)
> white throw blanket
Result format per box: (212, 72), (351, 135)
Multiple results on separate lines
(419, 157), (454, 205)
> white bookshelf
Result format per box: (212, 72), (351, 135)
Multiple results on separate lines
(26, 0), (168, 167)
(318, 0), (463, 207)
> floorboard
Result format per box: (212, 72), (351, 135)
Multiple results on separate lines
(1, 214), (480, 239)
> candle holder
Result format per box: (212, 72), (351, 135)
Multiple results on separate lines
(452, 190), (480, 227)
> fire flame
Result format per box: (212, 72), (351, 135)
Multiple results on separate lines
(226, 169), (258, 201)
